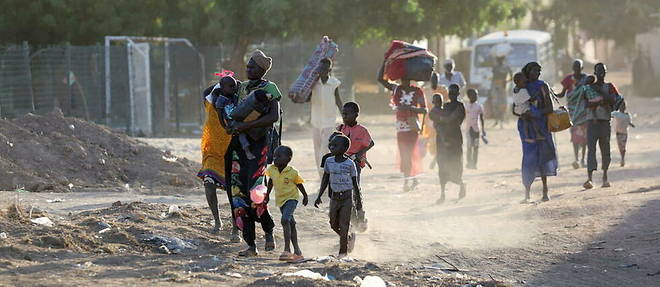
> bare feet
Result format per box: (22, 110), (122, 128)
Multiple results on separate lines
(602, 181), (611, 188)
(583, 180), (594, 190)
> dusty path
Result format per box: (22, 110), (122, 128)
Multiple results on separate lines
(1, 96), (659, 286)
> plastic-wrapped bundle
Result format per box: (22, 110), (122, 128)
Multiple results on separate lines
(288, 36), (339, 103)
(383, 40), (437, 81)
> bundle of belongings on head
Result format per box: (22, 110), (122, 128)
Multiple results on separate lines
(288, 36), (339, 103)
(383, 40), (437, 82)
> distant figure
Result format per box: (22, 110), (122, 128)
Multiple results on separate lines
(265, 146), (308, 262)
(516, 62), (557, 203)
(611, 102), (635, 167)
(438, 59), (466, 90)
(430, 85), (466, 204)
(582, 63), (622, 190)
(558, 59), (589, 169)
(310, 58), (343, 178)
(314, 135), (363, 258)
(488, 55), (512, 128)
(378, 60), (428, 192)
(464, 89), (485, 169)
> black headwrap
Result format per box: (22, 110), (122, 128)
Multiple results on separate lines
(521, 62), (541, 80)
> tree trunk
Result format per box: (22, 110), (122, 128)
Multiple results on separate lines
(225, 35), (250, 78)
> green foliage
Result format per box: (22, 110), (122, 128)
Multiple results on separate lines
(533, 0), (660, 49)
(1, 0), (526, 46)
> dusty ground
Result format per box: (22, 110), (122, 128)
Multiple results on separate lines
(1, 95), (659, 286)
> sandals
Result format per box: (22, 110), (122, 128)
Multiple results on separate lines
(288, 254), (305, 263)
(279, 251), (293, 261)
(238, 248), (258, 257)
(583, 180), (594, 190)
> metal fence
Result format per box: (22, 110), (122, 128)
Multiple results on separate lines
(0, 39), (354, 136)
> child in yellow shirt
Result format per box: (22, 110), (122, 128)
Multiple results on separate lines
(265, 146), (308, 262)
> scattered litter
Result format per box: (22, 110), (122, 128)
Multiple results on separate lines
(30, 217), (54, 227)
(0, 232), (7, 239)
(68, 124), (75, 130)
(618, 263), (638, 269)
(315, 255), (335, 263)
(12, 188), (28, 193)
(355, 275), (386, 287)
(282, 269), (331, 281)
(647, 270), (660, 276)
(340, 256), (356, 262)
(76, 261), (93, 269)
(424, 263), (459, 272)
(99, 228), (111, 234)
(225, 272), (242, 278)
(162, 155), (178, 162)
(167, 205), (181, 217)
(46, 198), (64, 203)
(97, 222), (111, 229)
(564, 224), (578, 229)
(143, 234), (196, 254)
(613, 248), (624, 252)
(68, 183), (74, 189)
(6, 141), (13, 147)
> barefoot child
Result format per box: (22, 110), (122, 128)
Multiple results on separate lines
(265, 146), (308, 262)
(611, 101), (635, 167)
(337, 102), (373, 232)
(314, 135), (363, 258)
(512, 72), (544, 143)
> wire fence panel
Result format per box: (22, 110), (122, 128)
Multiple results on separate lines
(0, 39), (354, 136)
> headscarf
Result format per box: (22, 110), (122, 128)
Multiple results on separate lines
(522, 62), (544, 99)
(250, 50), (272, 72)
(522, 62), (541, 80)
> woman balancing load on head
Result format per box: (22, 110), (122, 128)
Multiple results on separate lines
(377, 41), (433, 192)
(513, 62), (558, 203)
(225, 50), (283, 257)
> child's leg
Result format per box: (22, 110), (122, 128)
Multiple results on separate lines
(329, 198), (341, 236)
(337, 197), (352, 255)
(204, 182), (222, 230)
(290, 218), (302, 255)
(522, 120), (534, 143)
(280, 200), (298, 254)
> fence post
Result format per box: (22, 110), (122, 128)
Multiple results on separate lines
(163, 41), (170, 130)
(65, 44), (73, 115)
(23, 41), (36, 112)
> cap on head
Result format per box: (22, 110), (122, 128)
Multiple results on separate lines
(250, 50), (272, 72)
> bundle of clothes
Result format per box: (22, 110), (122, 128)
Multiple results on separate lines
(383, 40), (437, 81)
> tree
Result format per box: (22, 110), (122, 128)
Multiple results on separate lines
(1, 0), (527, 70)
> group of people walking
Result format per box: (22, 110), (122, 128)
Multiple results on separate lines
(195, 48), (631, 260)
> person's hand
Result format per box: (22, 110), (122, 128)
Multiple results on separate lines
(314, 197), (322, 208)
(231, 122), (249, 133)
(302, 195), (309, 206)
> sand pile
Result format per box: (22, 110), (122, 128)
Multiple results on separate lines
(0, 110), (198, 192)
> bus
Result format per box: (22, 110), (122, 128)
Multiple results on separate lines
(469, 30), (555, 92)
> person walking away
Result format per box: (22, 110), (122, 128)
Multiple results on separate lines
(310, 58), (343, 178)
(314, 135), (363, 258)
(464, 89), (485, 169)
(558, 59), (589, 169)
(264, 146), (308, 262)
(429, 85), (466, 203)
(583, 63), (623, 190)
(516, 62), (558, 203)
(611, 102), (635, 167)
(377, 61), (428, 192)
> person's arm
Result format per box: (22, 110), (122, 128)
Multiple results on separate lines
(459, 72), (466, 88)
(377, 62), (396, 91)
(202, 84), (215, 102)
(297, 184), (309, 206)
(355, 140), (375, 163)
(334, 87), (343, 112)
(479, 112), (486, 135)
(231, 100), (280, 133)
(428, 107), (441, 122)
(314, 172), (330, 208)
(264, 178), (273, 204)
(352, 176), (362, 211)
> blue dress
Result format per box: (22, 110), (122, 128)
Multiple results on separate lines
(518, 80), (558, 189)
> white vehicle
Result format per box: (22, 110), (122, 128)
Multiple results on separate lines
(469, 30), (555, 91)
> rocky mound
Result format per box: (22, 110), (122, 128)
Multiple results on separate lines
(0, 110), (198, 192)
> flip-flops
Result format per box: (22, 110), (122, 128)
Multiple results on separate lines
(279, 251), (293, 261)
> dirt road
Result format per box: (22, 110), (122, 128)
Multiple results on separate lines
(1, 96), (659, 286)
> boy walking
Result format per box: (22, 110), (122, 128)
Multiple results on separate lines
(337, 102), (373, 232)
(611, 102), (635, 167)
(463, 89), (485, 169)
(265, 146), (308, 262)
(314, 135), (363, 258)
